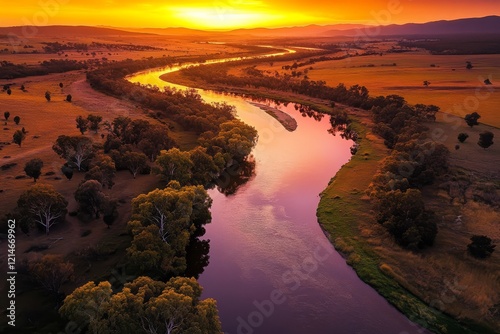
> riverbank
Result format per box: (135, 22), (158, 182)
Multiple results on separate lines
(162, 70), (499, 333)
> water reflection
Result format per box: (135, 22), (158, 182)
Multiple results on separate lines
(211, 157), (256, 196)
(185, 238), (210, 279)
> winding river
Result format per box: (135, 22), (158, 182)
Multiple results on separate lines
(128, 49), (428, 334)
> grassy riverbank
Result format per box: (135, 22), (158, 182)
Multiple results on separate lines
(316, 119), (493, 334)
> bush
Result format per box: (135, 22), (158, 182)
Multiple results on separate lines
(457, 133), (469, 143)
(467, 235), (496, 258)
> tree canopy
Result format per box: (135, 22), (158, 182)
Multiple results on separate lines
(17, 184), (68, 234)
(60, 276), (221, 334)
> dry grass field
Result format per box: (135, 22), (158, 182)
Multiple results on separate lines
(253, 49), (500, 128)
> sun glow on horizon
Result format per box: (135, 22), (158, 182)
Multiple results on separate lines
(1, 0), (500, 29)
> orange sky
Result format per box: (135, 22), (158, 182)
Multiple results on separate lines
(2, 0), (500, 29)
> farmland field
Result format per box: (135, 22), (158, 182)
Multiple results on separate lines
(307, 51), (500, 127)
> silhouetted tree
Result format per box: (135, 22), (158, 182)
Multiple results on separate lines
(468, 235), (496, 258)
(76, 116), (89, 134)
(6, 88), (11, 95)
(4, 111), (10, 121)
(66, 94), (72, 102)
(464, 112), (481, 127)
(13, 130), (25, 147)
(24, 158), (43, 182)
(466, 61), (473, 70)
(13, 116), (20, 125)
(61, 165), (74, 180)
(45, 91), (51, 102)
(458, 133), (469, 143)
(478, 131), (494, 149)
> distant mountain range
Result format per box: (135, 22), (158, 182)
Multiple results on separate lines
(1, 16), (499, 38)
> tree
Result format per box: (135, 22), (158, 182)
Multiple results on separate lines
(129, 184), (212, 274)
(45, 91), (51, 102)
(7, 88), (12, 95)
(4, 111), (10, 121)
(59, 82), (64, 90)
(467, 235), (496, 258)
(466, 61), (473, 70)
(52, 135), (95, 171)
(87, 114), (103, 134)
(66, 94), (72, 102)
(154, 148), (193, 185)
(478, 131), (494, 149)
(423, 80), (430, 87)
(376, 189), (437, 249)
(464, 112), (481, 127)
(61, 165), (74, 180)
(85, 154), (116, 189)
(17, 184), (68, 234)
(60, 277), (221, 334)
(28, 254), (74, 296)
(24, 158), (43, 182)
(137, 124), (176, 161)
(189, 147), (220, 186)
(76, 116), (89, 134)
(458, 132), (469, 143)
(59, 281), (113, 332)
(13, 130), (25, 147)
(74, 180), (109, 219)
(13, 116), (20, 125)
(123, 151), (149, 179)
(103, 200), (118, 228)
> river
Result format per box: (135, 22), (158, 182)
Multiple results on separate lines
(127, 50), (428, 334)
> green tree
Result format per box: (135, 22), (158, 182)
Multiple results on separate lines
(13, 130), (25, 147)
(376, 189), (437, 249)
(458, 133), (469, 143)
(74, 180), (109, 219)
(202, 120), (258, 164)
(122, 151), (149, 179)
(85, 154), (116, 189)
(138, 124), (176, 161)
(464, 112), (481, 127)
(28, 254), (74, 296)
(129, 184), (212, 274)
(467, 235), (496, 259)
(154, 148), (193, 185)
(52, 135), (95, 171)
(60, 277), (221, 334)
(59, 281), (113, 333)
(87, 114), (103, 134)
(76, 116), (89, 135)
(13, 115), (20, 125)
(24, 158), (43, 182)
(17, 184), (68, 234)
(478, 131), (494, 149)
(189, 147), (220, 186)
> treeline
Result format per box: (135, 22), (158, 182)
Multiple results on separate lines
(0, 59), (88, 79)
(86, 56), (242, 133)
(42, 41), (164, 53)
(398, 35), (500, 55)
(181, 63), (441, 117)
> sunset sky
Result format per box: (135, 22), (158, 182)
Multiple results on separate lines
(2, 0), (500, 29)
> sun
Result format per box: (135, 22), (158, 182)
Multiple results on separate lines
(172, 7), (283, 30)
